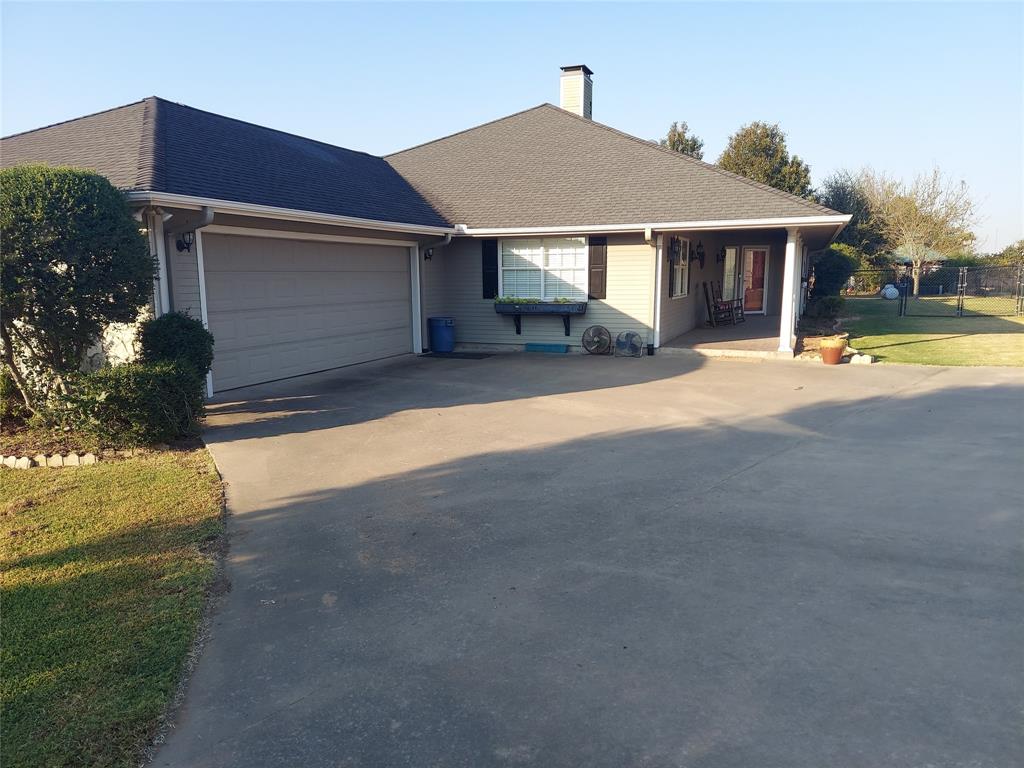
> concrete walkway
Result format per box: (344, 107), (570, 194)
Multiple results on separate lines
(155, 354), (1023, 767)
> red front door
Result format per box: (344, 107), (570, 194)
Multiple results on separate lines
(742, 247), (768, 312)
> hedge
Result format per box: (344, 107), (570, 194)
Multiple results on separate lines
(65, 361), (204, 447)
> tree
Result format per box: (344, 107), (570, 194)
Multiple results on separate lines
(861, 167), (976, 295)
(0, 165), (155, 414)
(815, 170), (886, 256)
(659, 121), (704, 160)
(717, 121), (812, 197)
(992, 239), (1024, 266)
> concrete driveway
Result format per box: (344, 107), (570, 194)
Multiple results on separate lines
(156, 354), (1023, 767)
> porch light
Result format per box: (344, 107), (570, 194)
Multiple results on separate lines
(176, 231), (195, 253)
(716, 247), (727, 263)
(690, 241), (705, 269)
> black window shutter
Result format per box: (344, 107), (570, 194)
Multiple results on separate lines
(482, 239), (499, 299)
(588, 236), (607, 300)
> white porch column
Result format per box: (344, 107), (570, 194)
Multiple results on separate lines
(778, 227), (799, 354)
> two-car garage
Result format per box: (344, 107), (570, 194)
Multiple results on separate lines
(196, 232), (414, 392)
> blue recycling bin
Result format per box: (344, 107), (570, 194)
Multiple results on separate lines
(428, 316), (456, 353)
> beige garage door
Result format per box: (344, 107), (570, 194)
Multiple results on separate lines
(202, 233), (412, 391)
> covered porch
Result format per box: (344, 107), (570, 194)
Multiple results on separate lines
(655, 222), (840, 358)
(661, 315), (789, 359)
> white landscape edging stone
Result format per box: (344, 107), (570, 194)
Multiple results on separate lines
(0, 452), (99, 469)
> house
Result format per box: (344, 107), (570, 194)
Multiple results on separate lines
(1, 66), (850, 393)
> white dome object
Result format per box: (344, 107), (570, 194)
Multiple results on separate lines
(881, 285), (899, 300)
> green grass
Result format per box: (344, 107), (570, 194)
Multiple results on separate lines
(841, 297), (1024, 366)
(1, 450), (223, 768)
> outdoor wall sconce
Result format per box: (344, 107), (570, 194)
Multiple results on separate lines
(690, 241), (706, 269)
(424, 248), (433, 261)
(176, 231), (195, 253)
(716, 247), (727, 263)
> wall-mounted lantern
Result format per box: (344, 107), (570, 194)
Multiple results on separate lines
(690, 240), (705, 269)
(176, 231), (195, 253)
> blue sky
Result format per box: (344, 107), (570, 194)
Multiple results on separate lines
(3, 2), (1021, 250)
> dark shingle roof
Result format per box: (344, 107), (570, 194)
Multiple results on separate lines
(387, 104), (841, 228)
(1, 97), (450, 229)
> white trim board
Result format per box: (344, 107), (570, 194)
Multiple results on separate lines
(458, 214), (851, 237)
(409, 245), (423, 354)
(126, 191), (455, 236)
(652, 234), (664, 347)
(194, 230), (214, 398)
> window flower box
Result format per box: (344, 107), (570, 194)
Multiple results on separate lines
(494, 299), (587, 336)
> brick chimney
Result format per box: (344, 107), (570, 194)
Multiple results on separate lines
(559, 65), (593, 119)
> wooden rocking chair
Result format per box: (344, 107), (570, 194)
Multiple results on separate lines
(703, 282), (735, 327)
(711, 281), (745, 324)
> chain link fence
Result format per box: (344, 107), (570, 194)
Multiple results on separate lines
(898, 265), (1024, 317)
(844, 264), (1024, 318)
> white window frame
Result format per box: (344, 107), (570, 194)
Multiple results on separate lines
(669, 236), (689, 299)
(497, 237), (589, 300)
(722, 246), (739, 301)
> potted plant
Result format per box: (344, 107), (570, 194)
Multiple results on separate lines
(818, 335), (848, 365)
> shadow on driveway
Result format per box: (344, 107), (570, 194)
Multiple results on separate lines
(158, 357), (1024, 767)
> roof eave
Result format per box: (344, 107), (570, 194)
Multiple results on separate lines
(126, 191), (455, 236)
(456, 214), (853, 237)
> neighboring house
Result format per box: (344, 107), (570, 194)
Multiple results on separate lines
(1, 65), (849, 394)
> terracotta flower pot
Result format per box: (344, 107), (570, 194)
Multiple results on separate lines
(820, 345), (845, 365)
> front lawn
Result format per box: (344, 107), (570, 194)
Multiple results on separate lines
(1, 449), (224, 768)
(841, 297), (1024, 366)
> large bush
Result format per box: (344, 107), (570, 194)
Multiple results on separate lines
(812, 245), (859, 297)
(805, 296), (845, 320)
(139, 312), (214, 376)
(0, 165), (155, 416)
(64, 361), (204, 447)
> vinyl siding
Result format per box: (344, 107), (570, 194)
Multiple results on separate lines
(658, 235), (715, 342)
(433, 234), (655, 349)
(166, 233), (202, 318)
(420, 247), (448, 347)
(659, 229), (788, 343)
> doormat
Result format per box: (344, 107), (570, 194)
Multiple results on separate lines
(423, 352), (493, 360)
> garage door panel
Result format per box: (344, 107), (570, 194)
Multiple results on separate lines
(202, 233), (412, 391)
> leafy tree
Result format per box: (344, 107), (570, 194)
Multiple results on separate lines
(861, 167), (976, 295)
(717, 121), (812, 197)
(659, 121), (704, 160)
(0, 165), (155, 414)
(815, 170), (886, 256)
(992, 239), (1024, 266)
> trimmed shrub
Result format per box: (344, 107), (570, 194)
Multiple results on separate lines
(1, 165), (154, 413)
(812, 245), (859, 297)
(805, 296), (845, 320)
(139, 312), (214, 376)
(65, 361), (204, 447)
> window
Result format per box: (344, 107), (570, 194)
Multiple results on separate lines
(722, 246), (738, 300)
(500, 238), (588, 300)
(668, 236), (689, 298)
